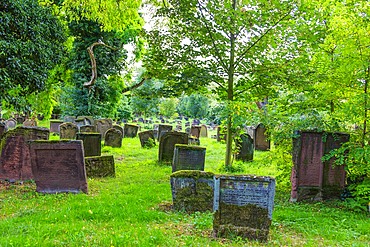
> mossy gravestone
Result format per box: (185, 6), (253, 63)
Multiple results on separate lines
(138, 130), (156, 148)
(85, 155), (115, 178)
(59, 122), (78, 139)
(79, 125), (96, 133)
(104, 128), (122, 148)
(172, 144), (206, 172)
(235, 133), (254, 162)
(0, 126), (49, 181)
(213, 175), (276, 242)
(157, 124), (173, 141)
(170, 170), (214, 213)
(124, 124), (139, 138)
(95, 118), (113, 138)
(29, 140), (88, 194)
(158, 131), (189, 163)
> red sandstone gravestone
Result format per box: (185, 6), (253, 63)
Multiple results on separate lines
(29, 140), (88, 194)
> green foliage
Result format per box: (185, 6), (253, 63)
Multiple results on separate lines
(0, 0), (67, 108)
(158, 98), (178, 118)
(177, 94), (209, 119)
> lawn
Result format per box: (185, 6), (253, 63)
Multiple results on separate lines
(0, 131), (369, 246)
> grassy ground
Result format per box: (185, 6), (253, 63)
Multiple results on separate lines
(0, 128), (369, 246)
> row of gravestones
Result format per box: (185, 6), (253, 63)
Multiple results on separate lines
(0, 126), (115, 192)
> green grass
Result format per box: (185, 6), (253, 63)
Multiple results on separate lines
(0, 132), (369, 246)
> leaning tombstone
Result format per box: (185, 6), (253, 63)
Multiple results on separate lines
(157, 124), (173, 141)
(254, 123), (270, 151)
(235, 133), (254, 162)
(95, 118), (113, 138)
(0, 122), (6, 139)
(23, 118), (37, 127)
(104, 128), (122, 147)
(158, 131), (189, 163)
(76, 133), (101, 157)
(213, 175), (276, 242)
(200, 124), (208, 138)
(172, 145), (206, 172)
(0, 127), (49, 181)
(79, 125), (96, 133)
(290, 131), (349, 202)
(5, 119), (17, 129)
(59, 122), (78, 139)
(124, 123), (139, 138)
(29, 140), (88, 194)
(85, 155), (115, 178)
(170, 170), (215, 213)
(138, 130), (156, 148)
(49, 120), (63, 133)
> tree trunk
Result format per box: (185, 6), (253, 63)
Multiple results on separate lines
(362, 66), (369, 147)
(224, 0), (237, 167)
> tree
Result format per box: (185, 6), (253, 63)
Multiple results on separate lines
(0, 0), (67, 110)
(145, 0), (299, 166)
(177, 93), (209, 119)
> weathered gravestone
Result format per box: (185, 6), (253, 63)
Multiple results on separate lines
(172, 145), (206, 172)
(0, 122), (6, 139)
(254, 124), (270, 151)
(23, 118), (37, 127)
(170, 170), (215, 213)
(79, 125), (96, 133)
(213, 175), (276, 241)
(85, 155), (115, 178)
(158, 131), (189, 163)
(200, 124), (208, 138)
(157, 124), (173, 141)
(104, 128), (122, 147)
(112, 124), (124, 138)
(290, 131), (350, 202)
(124, 124), (139, 138)
(29, 140), (88, 194)
(75, 116), (94, 129)
(95, 118), (113, 138)
(217, 126), (226, 142)
(5, 119), (17, 129)
(63, 116), (76, 123)
(190, 126), (201, 138)
(49, 120), (63, 133)
(235, 133), (254, 162)
(76, 133), (101, 157)
(59, 122), (78, 139)
(138, 130), (156, 148)
(0, 127), (49, 181)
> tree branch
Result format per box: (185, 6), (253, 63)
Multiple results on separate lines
(234, 9), (293, 70)
(121, 77), (148, 94)
(84, 40), (119, 87)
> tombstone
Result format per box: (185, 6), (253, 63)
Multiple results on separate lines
(235, 133), (254, 162)
(217, 126), (226, 142)
(0, 122), (6, 139)
(5, 119), (17, 129)
(75, 116), (94, 129)
(76, 133), (101, 157)
(104, 128), (122, 148)
(170, 170), (215, 213)
(158, 131), (189, 163)
(153, 124), (159, 139)
(95, 118), (113, 138)
(192, 119), (200, 125)
(49, 120), (63, 133)
(172, 145), (206, 172)
(85, 155), (115, 178)
(157, 124), (173, 141)
(246, 126), (255, 140)
(124, 124), (139, 138)
(112, 124), (124, 138)
(190, 125), (201, 138)
(29, 140), (88, 194)
(59, 122), (78, 139)
(254, 124), (270, 151)
(200, 124), (208, 138)
(188, 136), (200, 145)
(23, 118), (37, 127)
(213, 175), (276, 241)
(290, 131), (350, 202)
(138, 130), (156, 148)
(79, 125), (96, 133)
(63, 116), (76, 123)
(0, 127), (49, 181)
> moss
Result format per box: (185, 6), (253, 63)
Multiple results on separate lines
(213, 202), (271, 241)
(171, 170), (214, 179)
(174, 144), (206, 150)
